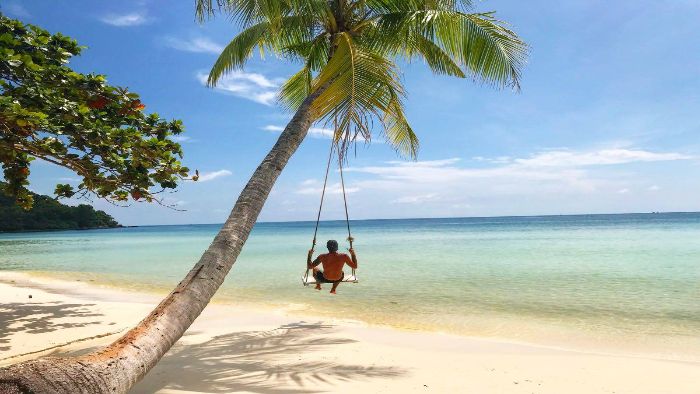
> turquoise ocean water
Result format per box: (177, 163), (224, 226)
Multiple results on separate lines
(1, 213), (699, 358)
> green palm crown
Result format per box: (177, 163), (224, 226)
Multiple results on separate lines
(196, 0), (527, 158)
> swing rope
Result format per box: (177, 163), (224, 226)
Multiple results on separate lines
(311, 138), (336, 249)
(337, 146), (356, 278)
(338, 148), (353, 247)
(304, 131), (356, 286)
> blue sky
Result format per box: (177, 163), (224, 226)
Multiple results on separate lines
(3, 1), (700, 225)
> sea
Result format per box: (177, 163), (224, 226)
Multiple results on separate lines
(1, 213), (699, 359)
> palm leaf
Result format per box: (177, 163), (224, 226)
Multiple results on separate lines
(309, 32), (418, 158)
(280, 66), (312, 110)
(370, 8), (527, 89)
(208, 21), (270, 86)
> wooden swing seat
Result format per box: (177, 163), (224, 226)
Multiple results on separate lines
(302, 271), (358, 286)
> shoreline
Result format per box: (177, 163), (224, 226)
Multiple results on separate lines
(6, 269), (699, 364)
(1, 271), (699, 393)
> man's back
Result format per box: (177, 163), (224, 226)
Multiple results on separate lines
(319, 252), (355, 281)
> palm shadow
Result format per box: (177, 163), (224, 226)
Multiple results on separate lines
(0, 302), (103, 353)
(131, 322), (407, 394)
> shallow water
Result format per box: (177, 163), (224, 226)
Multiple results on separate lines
(1, 213), (699, 358)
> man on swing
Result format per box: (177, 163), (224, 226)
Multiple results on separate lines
(307, 239), (358, 294)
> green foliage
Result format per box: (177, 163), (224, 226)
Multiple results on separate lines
(195, 0), (528, 159)
(0, 15), (192, 209)
(0, 183), (120, 232)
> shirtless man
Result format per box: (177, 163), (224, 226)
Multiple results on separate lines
(307, 239), (358, 294)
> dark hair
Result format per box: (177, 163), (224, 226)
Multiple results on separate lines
(326, 239), (339, 252)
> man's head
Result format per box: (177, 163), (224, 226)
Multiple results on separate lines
(326, 240), (339, 253)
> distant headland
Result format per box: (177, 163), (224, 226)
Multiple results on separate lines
(0, 186), (121, 232)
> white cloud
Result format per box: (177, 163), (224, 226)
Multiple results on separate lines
(171, 135), (191, 142)
(296, 182), (360, 195)
(306, 127), (384, 143)
(253, 144), (700, 222)
(163, 36), (223, 54)
(392, 193), (439, 204)
(4, 3), (30, 17)
(100, 12), (150, 27)
(197, 71), (282, 105)
(472, 156), (511, 164)
(350, 149), (689, 185)
(350, 157), (539, 185)
(197, 169), (232, 182)
(261, 125), (335, 139)
(262, 122), (386, 144)
(385, 158), (461, 168)
(262, 125), (284, 132)
(648, 185), (660, 191)
(343, 148), (692, 214)
(309, 127), (334, 138)
(514, 149), (692, 167)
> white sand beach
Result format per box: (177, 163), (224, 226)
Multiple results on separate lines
(1, 272), (698, 394)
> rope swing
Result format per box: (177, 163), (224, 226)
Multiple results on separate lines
(303, 130), (357, 286)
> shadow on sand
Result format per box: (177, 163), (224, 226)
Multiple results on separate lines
(0, 301), (104, 353)
(131, 322), (406, 393)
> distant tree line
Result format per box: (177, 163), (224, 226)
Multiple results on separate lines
(0, 183), (120, 231)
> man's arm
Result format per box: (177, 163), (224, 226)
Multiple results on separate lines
(347, 248), (358, 269)
(307, 249), (321, 269)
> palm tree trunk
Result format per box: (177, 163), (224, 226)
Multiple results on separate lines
(0, 89), (324, 393)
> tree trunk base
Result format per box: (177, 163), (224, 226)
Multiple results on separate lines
(0, 358), (114, 394)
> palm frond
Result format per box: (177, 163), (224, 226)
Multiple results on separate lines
(309, 32), (418, 158)
(280, 66), (312, 110)
(195, 0), (220, 22)
(282, 32), (330, 71)
(372, 9), (527, 89)
(445, 12), (527, 89)
(208, 21), (270, 86)
(411, 35), (465, 77)
(209, 15), (318, 86)
(383, 92), (419, 158)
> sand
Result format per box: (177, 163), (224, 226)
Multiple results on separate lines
(1, 271), (698, 394)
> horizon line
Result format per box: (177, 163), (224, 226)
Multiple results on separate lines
(127, 210), (700, 227)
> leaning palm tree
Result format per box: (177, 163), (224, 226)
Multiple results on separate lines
(0, 0), (526, 392)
